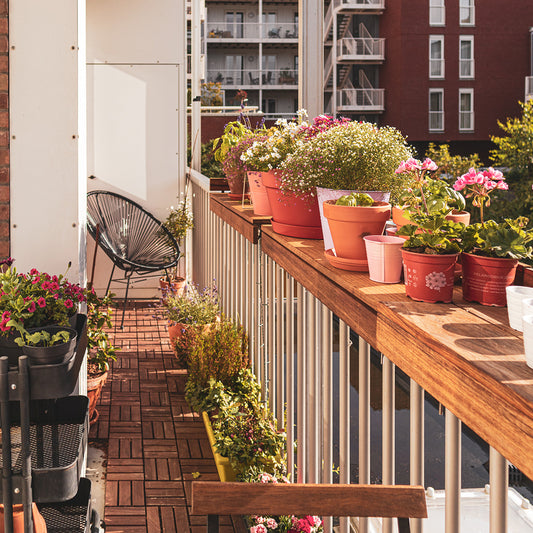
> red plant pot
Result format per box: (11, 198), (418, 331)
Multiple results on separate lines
(323, 200), (391, 271)
(461, 252), (518, 306)
(402, 249), (459, 303)
(261, 170), (322, 239)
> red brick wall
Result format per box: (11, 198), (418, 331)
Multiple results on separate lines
(0, 0), (8, 259)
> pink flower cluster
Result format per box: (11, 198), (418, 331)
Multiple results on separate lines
(0, 310), (10, 332)
(303, 114), (350, 138)
(289, 516), (322, 533)
(395, 157), (438, 175)
(453, 167), (508, 193)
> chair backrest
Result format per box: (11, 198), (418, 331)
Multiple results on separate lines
(192, 482), (427, 533)
(87, 190), (180, 273)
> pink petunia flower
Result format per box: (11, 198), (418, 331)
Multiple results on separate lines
(64, 299), (74, 308)
(37, 297), (46, 308)
(28, 302), (36, 313)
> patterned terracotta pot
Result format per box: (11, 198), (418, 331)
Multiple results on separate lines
(402, 250), (459, 303)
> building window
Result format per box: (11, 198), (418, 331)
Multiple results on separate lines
(459, 89), (474, 131)
(429, 0), (445, 26)
(225, 11), (243, 38)
(429, 89), (444, 131)
(429, 36), (444, 78)
(459, 0), (475, 26)
(225, 55), (243, 84)
(459, 36), (474, 78)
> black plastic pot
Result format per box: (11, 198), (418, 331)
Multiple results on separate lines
(22, 326), (77, 366)
(0, 332), (23, 365)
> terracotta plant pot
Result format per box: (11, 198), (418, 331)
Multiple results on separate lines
(159, 276), (186, 299)
(226, 171), (249, 200)
(261, 170), (322, 239)
(247, 171), (273, 216)
(392, 206), (411, 229)
(323, 200), (391, 271)
(446, 210), (471, 225)
(0, 503), (47, 533)
(402, 249), (459, 303)
(363, 235), (405, 283)
(87, 370), (108, 426)
(461, 252), (518, 307)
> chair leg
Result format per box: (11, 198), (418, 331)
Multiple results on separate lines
(106, 263), (116, 296)
(120, 272), (133, 329)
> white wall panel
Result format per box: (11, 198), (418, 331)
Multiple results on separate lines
(9, 0), (86, 283)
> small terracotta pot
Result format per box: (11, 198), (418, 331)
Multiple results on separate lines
(0, 503), (48, 533)
(261, 170), (322, 239)
(392, 206), (411, 228)
(446, 210), (471, 225)
(323, 200), (391, 270)
(402, 249), (459, 303)
(226, 171), (249, 200)
(247, 171), (273, 216)
(461, 252), (518, 307)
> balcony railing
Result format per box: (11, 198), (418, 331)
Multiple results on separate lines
(526, 76), (533, 102)
(189, 175), (533, 533)
(207, 69), (298, 87)
(325, 0), (385, 38)
(337, 37), (385, 61)
(337, 87), (384, 111)
(206, 22), (298, 41)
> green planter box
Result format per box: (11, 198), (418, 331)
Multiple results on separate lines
(202, 411), (236, 482)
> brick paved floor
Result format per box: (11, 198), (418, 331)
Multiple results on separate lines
(89, 301), (244, 533)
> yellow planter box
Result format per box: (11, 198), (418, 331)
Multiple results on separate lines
(202, 411), (236, 482)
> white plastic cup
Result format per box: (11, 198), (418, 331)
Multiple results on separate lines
(363, 235), (405, 284)
(506, 285), (533, 331)
(521, 314), (533, 369)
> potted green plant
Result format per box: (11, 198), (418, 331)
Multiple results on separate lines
(86, 290), (118, 425)
(279, 120), (412, 243)
(212, 120), (257, 199)
(395, 159), (466, 303)
(163, 284), (220, 358)
(15, 325), (77, 366)
(322, 193), (391, 271)
(453, 167), (533, 306)
(159, 197), (194, 297)
(393, 157), (468, 230)
(0, 263), (85, 365)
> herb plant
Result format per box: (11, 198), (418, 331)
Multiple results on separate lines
(164, 284), (220, 325)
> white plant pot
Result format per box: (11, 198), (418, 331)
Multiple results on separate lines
(505, 285), (533, 331)
(521, 314), (533, 369)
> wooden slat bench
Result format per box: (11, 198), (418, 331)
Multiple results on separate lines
(192, 482), (427, 533)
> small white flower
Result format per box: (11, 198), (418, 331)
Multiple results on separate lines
(425, 271), (447, 291)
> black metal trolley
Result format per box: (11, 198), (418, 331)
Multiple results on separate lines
(0, 315), (101, 532)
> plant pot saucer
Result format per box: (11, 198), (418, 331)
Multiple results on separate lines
(324, 249), (369, 272)
(271, 219), (323, 240)
(227, 193), (250, 201)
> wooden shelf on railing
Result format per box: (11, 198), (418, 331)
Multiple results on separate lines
(209, 193), (272, 244)
(260, 226), (533, 483)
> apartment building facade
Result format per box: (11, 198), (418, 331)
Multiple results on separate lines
(204, 0), (299, 117)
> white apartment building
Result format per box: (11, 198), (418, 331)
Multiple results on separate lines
(204, 0), (299, 117)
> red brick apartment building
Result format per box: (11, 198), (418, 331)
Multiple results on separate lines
(327, 0), (533, 158)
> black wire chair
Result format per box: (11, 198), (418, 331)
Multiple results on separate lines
(87, 190), (181, 327)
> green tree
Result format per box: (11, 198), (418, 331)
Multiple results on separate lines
(425, 143), (483, 179)
(490, 100), (533, 178)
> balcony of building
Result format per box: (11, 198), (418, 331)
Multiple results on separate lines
(526, 76), (533, 102)
(336, 35), (385, 63)
(207, 68), (298, 88)
(324, 0), (385, 39)
(206, 21), (298, 43)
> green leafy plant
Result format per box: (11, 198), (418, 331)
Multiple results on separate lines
(397, 216), (465, 254)
(335, 192), (374, 206)
(212, 121), (255, 166)
(185, 316), (248, 399)
(14, 328), (71, 347)
(425, 143), (483, 179)
(279, 121), (413, 202)
(163, 284), (220, 325)
(86, 290), (118, 374)
(162, 198), (193, 244)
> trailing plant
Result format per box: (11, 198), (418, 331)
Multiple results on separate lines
(161, 198), (193, 245)
(212, 399), (286, 481)
(223, 134), (268, 178)
(86, 290), (118, 374)
(279, 121), (413, 202)
(163, 284), (220, 325)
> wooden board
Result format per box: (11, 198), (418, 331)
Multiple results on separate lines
(209, 193), (271, 244)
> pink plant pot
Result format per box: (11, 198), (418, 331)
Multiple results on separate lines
(364, 235), (405, 283)
(247, 171), (273, 216)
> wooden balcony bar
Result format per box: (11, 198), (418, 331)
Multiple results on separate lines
(211, 195), (533, 483)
